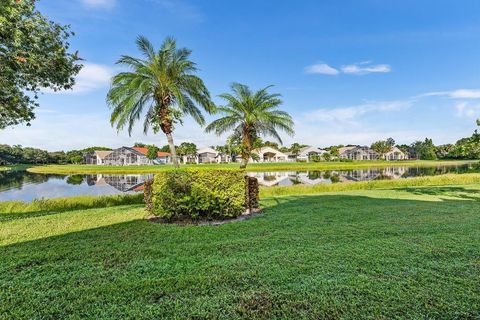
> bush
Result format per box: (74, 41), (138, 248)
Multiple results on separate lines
(149, 169), (247, 221)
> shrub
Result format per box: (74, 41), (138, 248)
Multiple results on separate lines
(149, 169), (247, 221)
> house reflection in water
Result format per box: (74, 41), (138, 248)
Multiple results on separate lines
(86, 174), (154, 192)
(250, 167), (409, 187)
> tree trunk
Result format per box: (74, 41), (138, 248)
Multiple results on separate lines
(240, 157), (248, 169)
(166, 132), (179, 168)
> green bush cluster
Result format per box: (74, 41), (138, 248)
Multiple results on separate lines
(149, 169), (246, 221)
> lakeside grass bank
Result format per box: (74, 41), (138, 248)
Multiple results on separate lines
(261, 172), (480, 197)
(1, 185), (479, 318)
(0, 193), (143, 216)
(26, 159), (479, 174)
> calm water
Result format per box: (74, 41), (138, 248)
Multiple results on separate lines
(1, 164), (479, 202)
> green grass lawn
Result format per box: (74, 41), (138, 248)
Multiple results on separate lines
(26, 159), (478, 174)
(1, 185), (479, 318)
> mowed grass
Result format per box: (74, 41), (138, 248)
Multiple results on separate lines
(26, 159), (478, 174)
(1, 185), (480, 318)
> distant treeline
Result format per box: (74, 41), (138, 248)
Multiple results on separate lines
(0, 145), (111, 165)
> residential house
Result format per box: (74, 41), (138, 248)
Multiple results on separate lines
(84, 150), (113, 165)
(296, 146), (328, 162)
(339, 146), (379, 160)
(196, 147), (217, 163)
(251, 147), (288, 163)
(383, 147), (408, 160)
(86, 147), (170, 166)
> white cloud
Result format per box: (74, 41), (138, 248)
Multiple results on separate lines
(43, 63), (114, 95)
(303, 100), (412, 123)
(341, 61), (391, 75)
(305, 60), (391, 76)
(81, 0), (116, 9)
(421, 89), (480, 99)
(455, 102), (480, 118)
(304, 63), (339, 75)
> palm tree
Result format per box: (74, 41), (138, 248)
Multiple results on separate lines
(206, 83), (294, 169)
(107, 36), (214, 167)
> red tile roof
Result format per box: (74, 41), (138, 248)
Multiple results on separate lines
(132, 147), (170, 157)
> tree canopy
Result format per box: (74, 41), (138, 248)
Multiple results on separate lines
(107, 36), (213, 167)
(206, 83), (294, 168)
(0, 0), (82, 128)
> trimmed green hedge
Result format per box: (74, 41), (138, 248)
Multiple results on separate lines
(149, 169), (246, 221)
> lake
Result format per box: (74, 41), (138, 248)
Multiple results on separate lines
(1, 163), (479, 202)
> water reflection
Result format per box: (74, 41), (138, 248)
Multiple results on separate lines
(249, 164), (480, 187)
(0, 172), (153, 202)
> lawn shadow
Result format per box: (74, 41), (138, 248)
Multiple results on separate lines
(394, 185), (480, 201)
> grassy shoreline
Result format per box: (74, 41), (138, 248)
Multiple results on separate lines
(261, 172), (480, 197)
(26, 159), (479, 174)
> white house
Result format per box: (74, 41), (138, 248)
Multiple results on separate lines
(297, 146), (328, 162)
(383, 147), (408, 160)
(251, 147), (288, 163)
(339, 146), (379, 160)
(85, 150), (113, 165)
(195, 147), (232, 164)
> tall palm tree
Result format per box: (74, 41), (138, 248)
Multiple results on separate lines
(206, 83), (294, 168)
(107, 36), (214, 167)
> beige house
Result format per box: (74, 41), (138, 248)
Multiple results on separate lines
(383, 147), (408, 160)
(251, 147), (288, 163)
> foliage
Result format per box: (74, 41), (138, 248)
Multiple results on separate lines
(410, 138), (437, 160)
(0, 144), (113, 165)
(0, 0), (82, 128)
(371, 138), (395, 158)
(177, 142), (197, 162)
(107, 36), (213, 167)
(206, 83), (294, 168)
(448, 122), (480, 159)
(1, 186), (480, 318)
(290, 142), (302, 156)
(149, 169), (246, 221)
(0, 193), (143, 216)
(146, 145), (160, 161)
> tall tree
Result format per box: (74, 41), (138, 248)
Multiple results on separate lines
(206, 83), (294, 168)
(290, 143), (302, 157)
(107, 36), (214, 167)
(1, 0), (82, 128)
(177, 142), (197, 162)
(146, 145), (160, 161)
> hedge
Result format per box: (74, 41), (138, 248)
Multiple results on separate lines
(147, 169), (249, 221)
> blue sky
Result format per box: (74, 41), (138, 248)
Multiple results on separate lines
(3, 0), (480, 150)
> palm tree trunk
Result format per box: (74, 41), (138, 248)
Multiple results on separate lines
(166, 133), (179, 168)
(240, 157), (248, 169)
